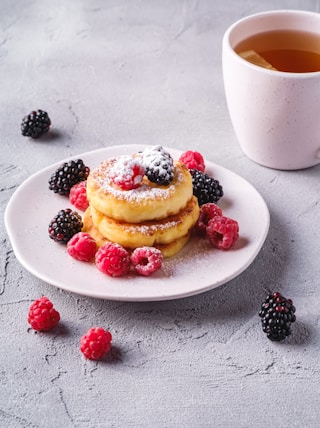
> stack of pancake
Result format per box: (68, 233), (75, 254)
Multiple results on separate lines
(82, 152), (199, 258)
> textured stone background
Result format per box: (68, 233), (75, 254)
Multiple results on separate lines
(1, 1), (320, 427)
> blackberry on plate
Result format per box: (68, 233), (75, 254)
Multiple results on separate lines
(21, 109), (51, 138)
(190, 169), (223, 205)
(142, 145), (174, 185)
(49, 159), (90, 196)
(259, 292), (296, 341)
(48, 208), (83, 244)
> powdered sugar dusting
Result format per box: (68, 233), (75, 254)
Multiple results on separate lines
(142, 145), (174, 185)
(109, 156), (144, 188)
(123, 220), (180, 234)
(161, 236), (216, 278)
(91, 156), (183, 203)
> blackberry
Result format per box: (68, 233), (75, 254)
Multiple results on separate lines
(142, 145), (174, 185)
(21, 109), (51, 138)
(49, 159), (90, 196)
(259, 292), (296, 341)
(190, 169), (223, 205)
(48, 208), (83, 244)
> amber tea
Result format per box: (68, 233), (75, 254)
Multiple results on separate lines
(235, 29), (320, 72)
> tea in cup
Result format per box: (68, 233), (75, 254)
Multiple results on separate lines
(222, 10), (320, 170)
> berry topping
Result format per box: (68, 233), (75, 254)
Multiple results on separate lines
(48, 208), (83, 244)
(130, 246), (163, 276)
(197, 203), (223, 233)
(206, 216), (239, 250)
(67, 232), (97, 262)
(179, 150), (205, 172)
(28, 297), (60, 331)
(21, 109), (51, 139)
(80, 327), (112, 360)
(49, 159), (90, 196)
(95, 242), (131, 277)
(142, 145), (174, 185)
(69, 181), (89, 211)
(259, 292), (296, 341)
(190, 169), (223, 205)
(109, 156), (145, 190)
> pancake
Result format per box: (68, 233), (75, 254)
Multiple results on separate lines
(86, 156), (193, 223)
(88, 195), (199, 249)
(82, 208), (191, 258)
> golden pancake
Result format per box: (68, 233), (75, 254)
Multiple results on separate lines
(88, 195), (199, 249)
(86, 157), (193, 223)
(82, 208), (191, 258)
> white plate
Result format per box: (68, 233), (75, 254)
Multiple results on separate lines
(5, 145), (270, 302)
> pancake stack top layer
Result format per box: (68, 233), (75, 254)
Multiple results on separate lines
(87, 156), (193, 223)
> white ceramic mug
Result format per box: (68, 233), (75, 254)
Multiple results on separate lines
(222, 10), (320, 170)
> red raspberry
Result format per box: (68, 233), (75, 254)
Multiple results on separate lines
(179, 150), (205, 172)
(28, 297), (60, 331)
(67, 232), (97, 262)
(95, 242), (131, 277)
(80, 327), (112, 360)
(110, 156), (145, 190)
(197, 203), (223, 233)
(206, 216), (239, 250)
(69, 181), (89, 211)
(130, 246), (163, 276)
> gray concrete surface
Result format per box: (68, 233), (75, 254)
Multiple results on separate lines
(1, 0), (320, 427)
